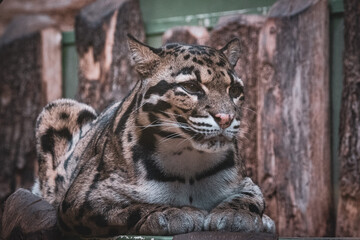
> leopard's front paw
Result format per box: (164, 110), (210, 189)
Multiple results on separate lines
(135, 207), (206, 235)
(204, 209), (264, 232)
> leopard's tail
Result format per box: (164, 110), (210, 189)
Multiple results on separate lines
(33, 99), (97, 204)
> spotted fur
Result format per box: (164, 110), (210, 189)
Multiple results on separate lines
(33, 35), (275, 237)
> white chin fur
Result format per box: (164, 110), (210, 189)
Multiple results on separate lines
(190, 139), (231, 153)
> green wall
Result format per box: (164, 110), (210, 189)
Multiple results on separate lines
(61, 0), (344, 209)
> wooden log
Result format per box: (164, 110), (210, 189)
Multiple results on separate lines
(0, 15), (62, 233)
(162, 26), (209, 45)
(209, 14), (266, 182)
(0, 0), (97, 36)
(1, 188), (60, 240)
(76, 0), (145, 111)
(173, 231), (277, 240)
(336, 0), (360, 237)
(257, 0), (332, 236)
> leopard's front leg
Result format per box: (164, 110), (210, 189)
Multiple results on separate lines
(58, 184), (206, 237)
(204, 177), (275, 233)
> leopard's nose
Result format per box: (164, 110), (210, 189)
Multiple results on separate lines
(213, 113), (234, 129)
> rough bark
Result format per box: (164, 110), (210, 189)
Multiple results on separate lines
(209, 15), (266, 182)
(0, 15), (62, 234)
(336, 0), (360, 237)
(162, 26), (209, 45)
(76, 0), (145, 112)
(0, 0), (97, 36)
(1, 189), (60, 240)
(257, 0), (332, 236)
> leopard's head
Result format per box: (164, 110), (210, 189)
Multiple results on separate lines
(128, 35), (244, 153)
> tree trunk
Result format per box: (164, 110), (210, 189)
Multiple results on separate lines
(336, 0), (360, 237)
(257, 0), (333, 236)
(209, 15), (266, 182)
(76, 0), (145, 112)
(0, 15), (62, 233)
(162, 26), (209, 45)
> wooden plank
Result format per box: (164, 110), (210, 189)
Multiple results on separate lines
(336, 0), (360, 237)
(162, 26), (209, 45)
(0, 15), (62, 233)
(257, 0), (332, 236)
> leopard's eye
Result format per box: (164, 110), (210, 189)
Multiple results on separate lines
(179, 81), (204, 95)
(229, 84), (244, 99)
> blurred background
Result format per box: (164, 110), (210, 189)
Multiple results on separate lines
(0, 0), (359, 238)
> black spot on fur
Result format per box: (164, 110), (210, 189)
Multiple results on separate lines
(203, 57), (213, 65)
(175, 66), (194, 76)
(127, 208), (142, 229)
(195, 150), (235, 181)
(194, 69), (201, 82)
(184, 54), (190, 60)
(166, 43), (178, 49)
(144, 80), (174, 99)
(127, 133), (133, 142)
(249, 203), (261, 215)
(242, 192), (255, 197)
(115, 94), (138, 134)
(77, 201), (93, 220)
(64, 152), (73, 170)
(174, 91), (187, 97)
(77, 110), (96, 126)
(189, 178), (195, 185)
(60, 112), (69, 119)
(217, 59), (226, 67)
(90, 214), (108, 227)
(142, 100), (172, 113)
(41, 129), (55, 156)
(55, 174), (64, 184)
(61, 200), (71, 213)
(74, 225), (92, 235)
(58, 215), (71, 232)
(207, 69), (212, 75)
(41, 127), (72, 169)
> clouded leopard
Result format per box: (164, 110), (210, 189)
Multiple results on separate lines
(33, 35), (275, 237)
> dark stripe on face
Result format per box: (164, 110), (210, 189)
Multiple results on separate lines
(115, 93), (138, 134)
(144, 80), (174, 99)
(194, 69), (201, 82)
(142, 100), (172, 115)
(195, 150), (235, 181)
(172, 66), (195, 77)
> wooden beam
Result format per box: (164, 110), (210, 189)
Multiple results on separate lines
(257, 0), (332, 236)
(336, 0), (360, 236)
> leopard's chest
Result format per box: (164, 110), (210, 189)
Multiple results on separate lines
(136, 169), (237, 211)
(135, 142), (238, 210)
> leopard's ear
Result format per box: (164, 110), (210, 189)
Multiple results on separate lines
(127, 34), (161, 77)
(220, 38), (241, 67)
